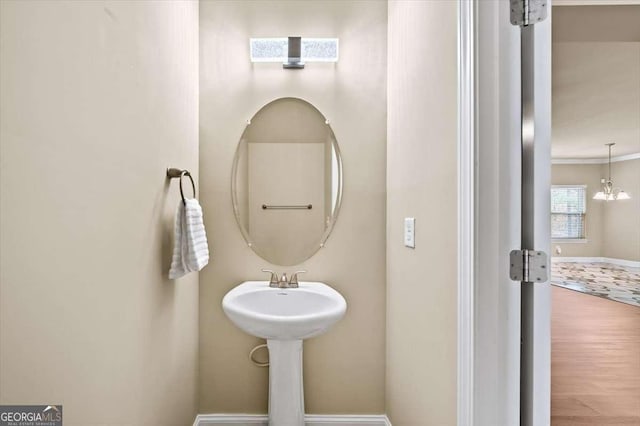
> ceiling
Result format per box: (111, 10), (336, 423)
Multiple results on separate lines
(552, 5), (640, 159)
(553, 5), (640, 43)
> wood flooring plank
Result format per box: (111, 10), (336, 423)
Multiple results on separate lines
(552, 286), (640, 426)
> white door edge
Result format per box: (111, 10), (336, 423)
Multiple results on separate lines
(457, 1), (475, 425)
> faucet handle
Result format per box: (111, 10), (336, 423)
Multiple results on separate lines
(261, 269), (279, 287)
(289, 270), (307, 287)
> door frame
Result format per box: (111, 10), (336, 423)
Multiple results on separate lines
(459, 1), (640, 425)
(457, 1), (553, 425)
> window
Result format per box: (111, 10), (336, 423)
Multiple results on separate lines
(551, 185), (586, 240)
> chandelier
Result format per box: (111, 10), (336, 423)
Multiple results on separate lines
(593, 143), (631, 201)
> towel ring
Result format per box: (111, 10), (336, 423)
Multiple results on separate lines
(167, 168), (196, 205)
(179, 171), (196, 204)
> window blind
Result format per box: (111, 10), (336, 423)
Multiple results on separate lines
(551, 186), (586, 239)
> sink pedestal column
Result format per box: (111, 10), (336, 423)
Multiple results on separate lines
(267, 339), (304, 426)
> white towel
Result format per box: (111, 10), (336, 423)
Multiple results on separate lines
(169, 198), (210, 279)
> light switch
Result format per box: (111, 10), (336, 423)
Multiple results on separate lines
(404, 217), (415, 248)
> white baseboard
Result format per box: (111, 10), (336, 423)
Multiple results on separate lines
(551, 256), (640, 268)
(601, 257), (640, 268)
(194, 414), (392, 426)
(551, 256), (602, 263)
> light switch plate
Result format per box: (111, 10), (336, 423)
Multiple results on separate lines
(404, 217), (415, 248)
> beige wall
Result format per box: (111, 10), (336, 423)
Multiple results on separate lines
(551, 164), (604, 257)
(551, 160), (640, 262)
(199, 0), (387, 415)
(386, 1), (457, 425)
(0, 2), (199, 425)
(603, 158), (640, 261)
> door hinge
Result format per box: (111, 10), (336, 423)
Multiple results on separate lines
(510, 0), (548, 27)
(510, 249), (548, 282)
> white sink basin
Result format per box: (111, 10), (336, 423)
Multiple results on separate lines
(222, 281), (347, 340)
(222, 280), (347, 426)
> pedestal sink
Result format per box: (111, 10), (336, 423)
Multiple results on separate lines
(222, 281), (347, 426)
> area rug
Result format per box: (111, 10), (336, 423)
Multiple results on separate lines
(551, 262), (640, 308)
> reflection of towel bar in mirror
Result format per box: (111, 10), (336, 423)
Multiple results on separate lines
(262, 204), (313, 210)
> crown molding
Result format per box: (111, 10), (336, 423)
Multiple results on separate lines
(553, 0), (640, 6)
(552, 152), (640, 164)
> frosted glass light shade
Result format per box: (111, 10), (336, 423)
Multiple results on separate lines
(301, 38), (339, 62)
(616, 191), (631, 200)
(249, 38), (288, 62)
(593, 192), (608, 200)
(250, 38), (339, 63)
(593, 191), (631, 201)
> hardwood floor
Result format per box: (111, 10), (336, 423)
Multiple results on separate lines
(552, 286), (640, 426)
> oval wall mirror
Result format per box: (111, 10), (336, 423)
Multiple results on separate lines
(231, 97), (343, 266)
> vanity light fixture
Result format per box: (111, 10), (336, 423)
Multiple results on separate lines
(593, 143), (631, 201)
(249, 37), (339, 69)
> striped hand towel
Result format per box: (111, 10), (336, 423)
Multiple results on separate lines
(169, 198), (210, 279)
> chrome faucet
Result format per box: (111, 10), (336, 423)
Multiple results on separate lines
(288, 270), (306, 288)
(262, 269), (279, 287)
(279, 273), (289, 287)
(261, 269), (307, 288)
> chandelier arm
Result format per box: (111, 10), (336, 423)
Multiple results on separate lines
(608, 143), (612, 182)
